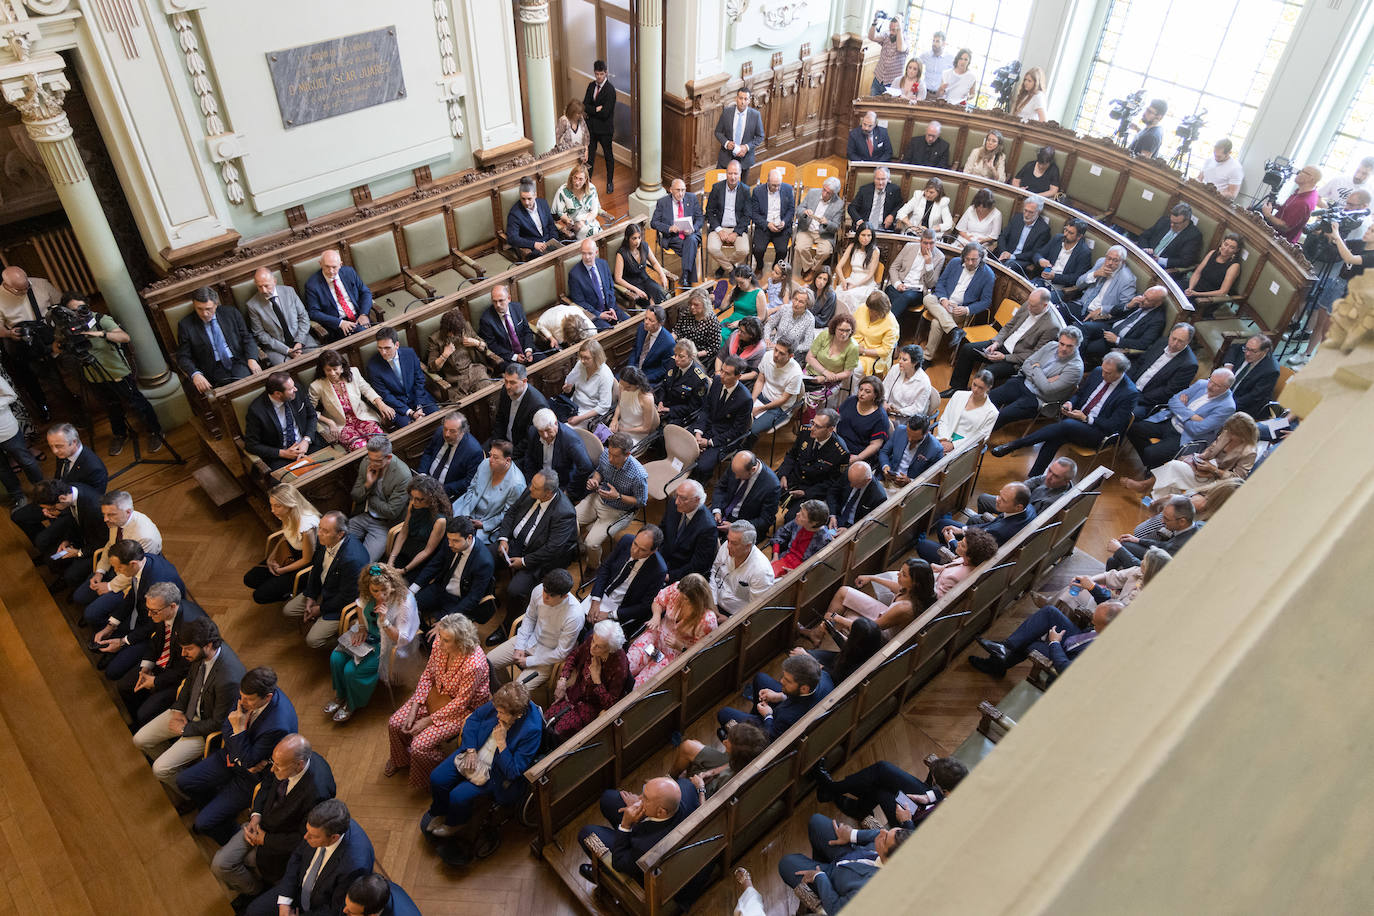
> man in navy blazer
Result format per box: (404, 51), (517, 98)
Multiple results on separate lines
(584, 527), (667, 634)
(846, 167), (901, 231)
(13, 424), (107, 542)
(923, 244), (997, 355)
(178, 666), (299, 845)
(1033, 220), (1093, 287)
(175, 288), (262, 391)
(285, 511), (370, 649)
(690, 357), (753, 480)
(491, 364), (550, 463)
(780, 815), (908, 914)
(478, 285), (537, 365)
(344, 874), (422, 916)
(626, 305), (676, 386)
(711, 449), (781, 541)
(366, 327), (436, 427)
(244, 372), (319, 471)
(419, 412), (484, 499)
(1129, 323), (1199, 415)
(748, 168), (795, 271)
(880, 415), (944, 485)
(246, 799), (374, 916)
(718, 653), (833, 741)
(650, 178), (705, 286)
(991, 352), (1140, 475)
(521, 409), (593, 495)
(846, 111), (893, 162)
(506, 179), (560, 261)
(568, 238), (627, 329)
(996, 197), (1052, 271)
(411, 516), (495, 625)
(1222, 335), (1281, 417)
(89, 544), (187, 681)
(659, 480), (718, 581)
(1079, 286), (1168, 366)
(714, 87), (766, 182)
(304, 249), (374, 341)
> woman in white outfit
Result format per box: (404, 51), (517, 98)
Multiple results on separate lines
(834, 225), (884, 314)
(936, 369), (997, 452)
(562, 338), (615, 428)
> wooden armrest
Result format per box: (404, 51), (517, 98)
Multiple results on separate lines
(292, 567), (309, 592)
(402, 267), (437, 299)
(203, 731), (223, 757)
(424, 367), (453, 394)
(1027, 649), (1059, 690)
(309, 320), (329, 340)
(338, 600), (362, 635)
(449, 247), (485, 279)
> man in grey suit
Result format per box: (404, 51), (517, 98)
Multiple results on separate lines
(794, 177), (846, 280)
(714, 87), (765, 183)
(245, 267), (319, 366)
(1061, 244), (1137, 322)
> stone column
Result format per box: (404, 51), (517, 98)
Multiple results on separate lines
(517, 0), (556, 153)
(0, 57), (186, 426)
(628, 0), (665, 219)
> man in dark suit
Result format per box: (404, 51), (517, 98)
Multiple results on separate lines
(1079, 286), (1169, 367)
(478, 285), (537, 365)
(973, 458), (1076, 517)
(410, 516), (495, 626)
(626, 305), (675, 386)
(748, 167), (795, 271)
(344, 874), (422, 916)
(714, 87), (766, 182)
(178, 666), (300, 845)
(650, 178), (706, 286)
(584, 527), (667, 634)
(777, 408), (850, 503)
(918, 481), (1036, 563)
(659, 480), (718, 581)
(304, 249), (374, 341)
(847, 167), (901, 232)
(996, 197), (1053, 272)
(902, 120), (951, 168)
(90, 542), (188, 681)
(705, 159), (753, 275)
(491, 362), (550, 463)
(244, 372), (319, 471)
(568, 237), (627, 329)
(246, 799), (374, 916)
(365, 326), (437, 427)
(1032, 219), (1094, 288)
(780, 815), (910, 914)
(1222, 334), (1281, 417)
(880, 414), (943, 487)
(175, 287), (261, 391)
(284, 511), (369, 649)
(583, 61), (616, 191)
(12, 423), (107, 541)
(846, 111), (893, 162)
(522, 409), (593, 495)
(1136, 203), (1204, 276)
(1107, 496), (1201, 568)
(33, 477), (105, 582)
(577, 776), (699, 885)
(487, 469), (578, 644)
(991, 352), (1140, 475)
(212, 733), (337, 906)
(718, 653), (833, 741)
(114, 581), (207, 726)
(1130, 323), (1199, 415)
(691, 356), (753, 481)
(826, 461), (888, 532)
(711, 449), (780, 540)
(506, 178), (560, 261)
(419, 411), (484, 499)
(971, 601), (1125, 677)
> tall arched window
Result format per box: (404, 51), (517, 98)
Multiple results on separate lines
(1319, 54), (1374, 186)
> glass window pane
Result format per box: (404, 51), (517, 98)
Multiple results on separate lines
(605, 17), (631, 88)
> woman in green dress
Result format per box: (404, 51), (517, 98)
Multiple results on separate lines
(719, 264), (764, 345)
(327, 563), (419, 723)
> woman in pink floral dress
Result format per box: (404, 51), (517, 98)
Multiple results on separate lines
(626, 573), (719, 687)
(309, 349), (390, 450)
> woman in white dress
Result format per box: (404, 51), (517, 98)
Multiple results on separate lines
(883, 344), (936, 421)
(956, 188), (1004, 248)
(1122, 413), (1259, 502)
(1012, 67), (1048, 121)
(936, 369), (997, 452)
(562, 338), (615, 428)
(938, 48), (977, 105)
(242, 483), (320, 604)
(610, 365), (659, 446)
(835, 226), (884, 314)
(963, 129), (1007, 183)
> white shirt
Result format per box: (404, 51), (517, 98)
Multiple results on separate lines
(882, 365), (933, 418)
(1051, 241), (1078, 274)
(721, 183), (740, 229)
(98, 509), (163, 589)
(900, 250), (928, 288)
(1083, 379), (1120, 424)
(957, 206), (1002, 241)
(709, 543), (775, 615)
(1137, 348), (1181, 389)
(1015, 91), (1047, 121)
(565, 361), (614, 415)
(1171, 392), (1212, 433)
(937, 390), (997, 444)
(511, 495), (552, 546)
(1001, 309), (1046, 355)
(283, 757), (312, 797)
(1199, 155), (1245, 195)
(445, 546), (473, 597)
(758, 357), (803, 410)
(511, 586), (585, 667)
(948, 268), (976, 306)
(940, 67), (976, 103)
(1318, 174), (1369, 206)
(766, 189), (781, 224)
(526, 204), (542, 234)
(0, 276), (60, 328)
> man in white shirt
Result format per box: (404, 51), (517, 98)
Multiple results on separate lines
(0, 266), (64, 418)
(1196, 139), (1246, 200)
(487, 568), (583, 689)
(1318, 156), (1373, 207)
(748, 338), (804, 440)
(918, 31), (950, 97)
(710, 521), (776, 616)
(72, 489), (162, 600)
(749, 167), (794, 272)
(706, 159), (752, 275)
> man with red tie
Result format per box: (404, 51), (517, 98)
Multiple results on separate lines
(650, 178), (705, 288)
(304, 249), (374, 342)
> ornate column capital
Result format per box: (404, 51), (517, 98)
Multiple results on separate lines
(516, 0), (550, 25)
(0, 57), (72, 140)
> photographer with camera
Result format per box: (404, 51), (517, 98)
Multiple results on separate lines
(867, 13), (908, 97)
(1261, 164), (1322, 244)
(1196, 139), (1245, 200)
(1293, 192), (1374, 365)
(0, 266), (64, 420)
(1129, 99), (1167, 159)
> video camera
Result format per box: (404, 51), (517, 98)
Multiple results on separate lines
(45, 300), (98, 362)
(1109, 90), (1145, 122)
(991, 60), (1021, 111)
(1260, 157), (1295, 193)
(871, 8), (890, 29)
(1176, 110), (1207, 142)
(1303, 206), (1371, 263)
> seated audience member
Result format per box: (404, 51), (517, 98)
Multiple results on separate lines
(764, 287), (818, 357)
(1063, 245), (1136, 322)
(1195, 139), (1245, 200)
(175, 287), (262, 391)
(132, 618), (243, 792)
(386, 613), (490, 789)
(39, 480), (110, 594)
(794, 177), (846, 281)
(506, 178), (560, 260)
(814, 755), (968, 826)
(584, 527), (667, 633)
(778, 408), (849, 503)
(244, 371), (318, 471)
(1012, 145), (1061, 195)
(801, 616), (886, 686)
(1034, 218), (1092, 289)
(895, 177), (954, 235)
(651, 178), (705, 287)
(851, 290), (899, 376)
(847, 166), (901, 232)
(987, 326), (1085, 429)
(718, 653), (832, 741)
(114, 581), (206, 725)
(827, 461), (888, 532)
(970, 601), (1125, 677)
(884, 230), (945, 319)
(578, 432), (649, 568)
(1136, 202), (1204, 275)
(245, 267), (318, 366)
(963, 128), (1007, 182)
(367, 327), (437, 427)
(284, 511), (370, 650)
(709, 521), (776, 616)
(955, 188), (1003, 248)
(974, 456), (1077, 517)
(548, 620), (632, 739)
(1221, 334), (1281, 417)
(552, 161), (602, 240)
(11, 424), (106, 544)
(344, 873), (422, 916)
(1107, 496), (1200, 569)
(690, 355), (753, 480)
(945, 288), (1062, 394)
(522, 407), (594, 493)
(1186, 233), (1246, 320)
(834, 228), (884, 314)
(347, 435), (412, 561)
(615, 221), (671, 306)
(1126, 369), (1236, 468)
(86, 540), (186, 680)
(750, 167), (796, 271)
(424, 687), (544, 860)
(243, 799), (374, 916)
(669, 721), (770, 800)
(487, 469), (578, 644)
(902, 120), (951, 168)
(656, 339), (711, 427)
(569, 237), (626, 329)
(627, 304), (676, 385)
(809, 268), (838, 328)
(426, 308), (495, 400)
(479, 286), (537, 366)
(661, 481), (718, 581)
(451, 440), (525, 542)
(770, 499), (836, 577)
(712, 449), (782, 541)
(1051, 547), (1170, 617)
(534, 303), (596, 352)
(749, 338), (804, 440)
(880, 415), (943, 486)
(937, 369), (998, 453)
(918, 481), (1035, 564)
(923, 243), (996, 356)
(996, 196), (1052, 271)
(805, 314), (860, 406)
(74, 489), (161, 602)
(803, 557), (935, 645)
(488, 568), (583, 689)
(836, 375), (890, 466)
(991, 352), (1139, 475)
(410, 516), (496, 627)
(241, 484), (316, 605)
(576, 777), (698, 886)
(720, 317), (767, 383)
(626, 573), (719, 686)
(210, 734), (336, 906)
(309, 350), (389, 450)
(304, 249), (374, 341)
(492, 362), (550, 462)
(177, 667), (298, 844)
(780, 815), (909, 913)
(1131, 477), (1240, 540)
(560, 339), (615, 428)
(1124, 412), (1258, 501)
(613, 365), (662, 448)
(847, 110), (893, 162)
(327, 563), (419, 724)
(705, 159), (753, 275)
(931, 527), (999, 596)
(1129, 323), (1199, 415)
(418, 411), (484, 500)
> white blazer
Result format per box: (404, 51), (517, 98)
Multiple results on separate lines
(309, 372), (386, 426)
(896, 194), (954, 234)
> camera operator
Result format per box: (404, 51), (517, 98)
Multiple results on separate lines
(1195, 139), (1245, 200)
(1129, 99), (1168, 159)
(0, 266), (63, 420)
(56, 293), (164, 455)
(1319, 156), (1373, 208)
(867, 13), (908, 97)
(1294, 197), (1374, 366)
(1261, 164), (1322, 244)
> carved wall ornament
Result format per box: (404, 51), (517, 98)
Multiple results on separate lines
(729, 0), (827, 51)
(169, 10), (245, 204)
(725, 0), (748, 24)
(2, 68), (70, 133)
(1328, 273), (1374, 354)
(22, 0), (73, 15)
(432, 0), (465, 139)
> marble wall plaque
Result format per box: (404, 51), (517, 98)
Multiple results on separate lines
(266, 27), (407, 129)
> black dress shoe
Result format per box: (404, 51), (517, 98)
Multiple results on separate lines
(835, 795), (869, 819)
(948, 328), (967, 353)
(579, 863), (597, 883)
(989, 443), (1015, 458)
(939, 387), (956, 399)
(108, 436), (127, 457)
(977, 638), (1008, 661)
(484, 626), (507, 647)
(439, 839), (474, 867)
(810, 758), (836, 801)
(968, 654), (1007, 678)
(606, 181), (614, 194)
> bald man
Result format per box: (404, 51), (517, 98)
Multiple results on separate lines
(0, 266), (63, 418)
(577, 775), (698, 886)
(304, 249), (374, 341)
(748, 167), (795, 271)
(245, 267), (318, 365)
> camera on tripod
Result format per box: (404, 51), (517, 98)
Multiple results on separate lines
(991, 60), (1021, 111)
(1260, 157), (1295, 193)
(1176, 110), (1206, 142)
(45, 300), (98, 362)
(1302, 206), (1371, 262)
(1109, 90), (1144, 122)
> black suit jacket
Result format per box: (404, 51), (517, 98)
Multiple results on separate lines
(998, 216), (1052, 263)
(419, 428), (485, 498)
(304, 533), (370, 619)
(113, 553), (186, 637)
(1222, 346), (1281, 417)
(583, 78), (616, 136)
(171, 641), (245, 739)
(491, 384), (550, 463)
(1129, 341), (1199, 412)
(175, 306), (257, 382)
(251, 752), (338, 882)
(478, 302), (537, 363)
(826, 477), (889, 528)
(590, 533), (668, 631)
(659, 502), (718, 581)
(1069, 370), (1140, 436)
(137, 599), (208, 691)
(274, 820), (375, 916)
(1105, 305), (1167, 354)
(520, 424), (594, 494)
(53, 481), (107, 554)
(705, 179), (753, 235)
(902, 135), (951, 169)
(1139, 216), (1204, 271)
(497, 489), (578, 576)
(847, 182), (902, 229)
(1034, 235), (1093, 283)
(412, 538), (496, 620)
(610, 793), (699, 880)
(692, 378), (752, 449)
(712, 464), (782, 540)
(244, 389), (319, 470)
(847, 126), (894, 162)
(54, 446), (108, 494)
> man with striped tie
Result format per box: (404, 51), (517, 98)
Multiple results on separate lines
(113, 580), (207, 726)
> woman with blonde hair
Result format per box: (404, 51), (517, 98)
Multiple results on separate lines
(387, 474), (452, 579)
(1013, 67), (1048, 121)
(426, 308), (496, 400)
(851, 289), (900, 376)
(1059, 546), (1169, 615)
(534, 301), (597, 350)
(1123, 412), (1259, 500)
(555, 98), (590, 160)
(552, 160), (603, 240)
(963, 129), (1007, 183)
(897, 58), (926, 100)
(243, 483), (320, 604)
(310, 349), (391, 448)
(327, 563), (419, 723)
(563, 337), (615, 428)
(627, 573), (719, 685)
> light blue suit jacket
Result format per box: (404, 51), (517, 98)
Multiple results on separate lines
(1150, 379), (1236, 443)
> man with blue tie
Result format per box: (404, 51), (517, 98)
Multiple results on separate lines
(568, 238), (627, 329)
(627, 305), (676, 386)
(749, 167), (795, 271)
(506, 178), (560, 261)
(650, 178), (705, 288)
(366, 327), (436, 427)
(175, 287), (262, 393)
(1126, 368), (1236, 468)
(714, 87), (765, 183)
